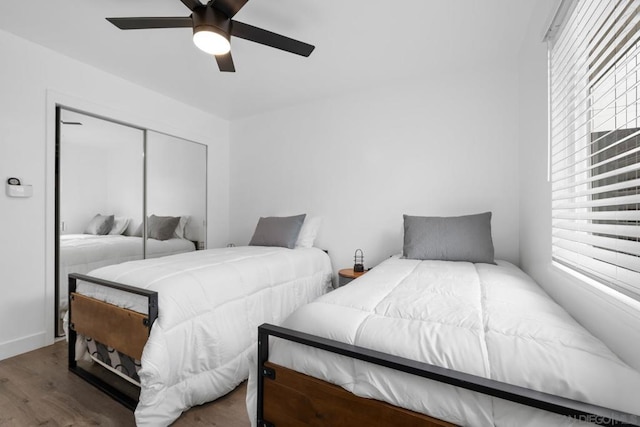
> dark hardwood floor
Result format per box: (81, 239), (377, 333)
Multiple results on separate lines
(0, 340), (251, 426)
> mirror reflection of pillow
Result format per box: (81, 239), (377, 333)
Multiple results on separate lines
(84, 214), (115, 235)
(109, 217), (131, 235)
(173, 216), (189, 239)
(148, 215), (181, 241)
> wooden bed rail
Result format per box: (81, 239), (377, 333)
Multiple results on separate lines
(68, 273), (158, 410)
(257, 323), (640, 427)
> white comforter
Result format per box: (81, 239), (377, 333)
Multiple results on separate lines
(59, 234), (195, 310)
(76, 246), (332, 426)
(249, 257), (640, 426)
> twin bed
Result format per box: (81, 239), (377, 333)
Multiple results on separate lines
(66, 213), (640, 426)
(250, 258), (640, 426)
(67, 214), (333, 425)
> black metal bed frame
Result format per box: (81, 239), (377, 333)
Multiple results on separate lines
(257, 323), (640, 427)
(67, 273), (158, 410)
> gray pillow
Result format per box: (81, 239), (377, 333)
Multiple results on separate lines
(84, 214), (115, 235)
(249, 214), (307, 249)
(403, 212), (495, 264)
(147, 215), (180, 241)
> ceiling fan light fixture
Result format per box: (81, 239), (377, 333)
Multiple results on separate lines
(107, 0), (315, 72)
(193, 26), (231, 55)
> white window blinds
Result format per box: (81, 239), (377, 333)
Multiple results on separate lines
(549, 0), (640, 300)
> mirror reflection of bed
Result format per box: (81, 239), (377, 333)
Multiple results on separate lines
(56, 109), (207, 336)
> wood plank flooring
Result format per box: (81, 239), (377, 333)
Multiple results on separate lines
(0, 340), (250, 426)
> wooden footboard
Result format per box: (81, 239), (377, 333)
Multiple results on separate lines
(257, 324), (640, 427)
(70, 293), (149, 360)
(68, 273), (158, 409)
(262, 361), (454, 427)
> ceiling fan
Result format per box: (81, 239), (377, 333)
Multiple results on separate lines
(106, 0), (315, 72)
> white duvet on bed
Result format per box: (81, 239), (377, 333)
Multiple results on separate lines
(59, 234), (195, 310)
(75, 245), (332, 426)
(248, 257), (640, 426)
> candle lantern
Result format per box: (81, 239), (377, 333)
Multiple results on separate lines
(353, 249), (364, 272)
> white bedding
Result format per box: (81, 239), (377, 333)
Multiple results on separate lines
(59, 234), (195, 310)
(247, 257), (640, 426)
(75, 245), (332, 426)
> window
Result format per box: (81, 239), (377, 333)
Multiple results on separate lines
(549, 0), (640, 300)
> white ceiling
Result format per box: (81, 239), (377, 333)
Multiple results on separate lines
(0, 0), (538, 120)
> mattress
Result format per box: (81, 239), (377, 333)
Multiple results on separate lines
(74, 245), (333, 426)
(59, 234), (195, 310)
(248, 257), (640, 426)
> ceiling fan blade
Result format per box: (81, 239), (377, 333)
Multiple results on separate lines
(180, 0), (202, 11)
(212, 0), (249, 18)
(106, 17), (193, 30)
(231, 21), (314, 57)
(215, 52), (236, 72)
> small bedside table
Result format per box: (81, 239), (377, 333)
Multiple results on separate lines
(338, 268), (367, 287)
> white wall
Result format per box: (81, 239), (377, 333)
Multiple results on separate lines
(0, 28), (230, 360)
(230, 64), (521, 280)
(517, 0), (640, 371)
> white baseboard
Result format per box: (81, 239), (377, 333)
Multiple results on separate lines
(0, 332), (51, 361)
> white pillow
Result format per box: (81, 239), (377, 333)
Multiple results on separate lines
(295, 216), (322, 248)
(173, 216), (189, 239)
(109, 217), (131, 235)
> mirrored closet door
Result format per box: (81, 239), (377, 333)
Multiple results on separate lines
(55, 108), (207, 336)
(146, 131), (207, 251)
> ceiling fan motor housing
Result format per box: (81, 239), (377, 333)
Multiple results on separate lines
(192, 7), (231, 39)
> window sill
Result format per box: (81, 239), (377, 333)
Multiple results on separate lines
(551, 260), (640, 317)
